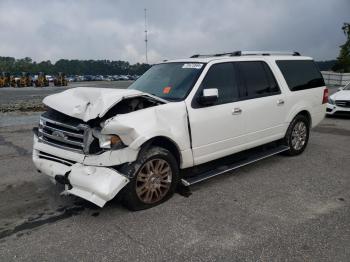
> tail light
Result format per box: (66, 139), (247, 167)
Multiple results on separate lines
(322, 88), (329, 104)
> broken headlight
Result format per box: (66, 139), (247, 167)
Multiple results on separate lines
(93, 130), (124, 150)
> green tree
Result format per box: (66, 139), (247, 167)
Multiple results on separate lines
(0, 56), (150, 76)
(0, 57), (16, 72)
(333, 23), (350, 72)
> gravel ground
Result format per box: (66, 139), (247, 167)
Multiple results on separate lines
(0, 117), (349, 261)
(0, 84), (349, 261)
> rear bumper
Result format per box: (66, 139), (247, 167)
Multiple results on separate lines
(326, 103), (350, 115)
(33, 135), (129, 207)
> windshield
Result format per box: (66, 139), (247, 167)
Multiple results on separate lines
(128, 62), (204, 101)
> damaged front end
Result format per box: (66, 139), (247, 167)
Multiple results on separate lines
(33, 88), (168, 207)
(33, 146), (129, 207)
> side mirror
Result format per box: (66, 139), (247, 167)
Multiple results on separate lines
(338, 87), (344, 92)
(198, 88), (219, 105)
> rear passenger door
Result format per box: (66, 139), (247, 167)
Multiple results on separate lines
(235, 61), (288, 144)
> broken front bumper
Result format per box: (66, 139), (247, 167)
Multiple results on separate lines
(33, 135), (129, 207)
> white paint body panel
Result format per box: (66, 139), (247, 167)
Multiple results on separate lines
(103, 102), (190, 149)
(187, 100), (246, 164)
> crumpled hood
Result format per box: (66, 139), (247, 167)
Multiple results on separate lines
(43, 87), (163, 122)
(330, 90), (350, 101)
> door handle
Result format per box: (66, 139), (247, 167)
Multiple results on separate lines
(232, 108), (242, 115)
(277, 99), (285, 105)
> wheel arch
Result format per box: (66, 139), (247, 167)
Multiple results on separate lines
(138, 136), (182, 167)
(286, 104), (312, 128)
(296, 110), (312, 127)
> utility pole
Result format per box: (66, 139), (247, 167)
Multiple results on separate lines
(144, 8), (148, 64)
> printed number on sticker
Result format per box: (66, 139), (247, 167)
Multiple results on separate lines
(182, 63), (203, 69)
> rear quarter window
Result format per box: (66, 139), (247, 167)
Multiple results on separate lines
(276, 60), (325, 91)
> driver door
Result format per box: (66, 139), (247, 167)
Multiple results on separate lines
(186, 62), (246, 165)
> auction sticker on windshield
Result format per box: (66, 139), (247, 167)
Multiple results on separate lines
(163, 86), (171, 94)
(182, 63), (203, 69)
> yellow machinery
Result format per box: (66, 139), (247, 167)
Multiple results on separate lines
(16, 72), (33, 87)
(35, 72), (49, 87)
(54, 72), (68, 86)
(0, 72), (11, 87)
(0, 73), (4, 88)
(10, 76), (17, 87)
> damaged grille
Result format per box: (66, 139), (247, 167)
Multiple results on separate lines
(38, 112), (91, 153)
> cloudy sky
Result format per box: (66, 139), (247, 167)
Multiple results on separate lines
(0, 0), (349, 64)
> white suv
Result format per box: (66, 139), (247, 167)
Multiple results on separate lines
(32, 51), (327, 210)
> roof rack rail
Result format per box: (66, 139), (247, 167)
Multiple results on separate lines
(190, 51), (300, 58)
(237, 51), (301, 56)
(190, 51), (241, 58)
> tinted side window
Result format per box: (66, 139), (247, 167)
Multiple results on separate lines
(276, 60), (325, 91)
(263, 63), (280, 93)
(200, 63), (238, 104)
(237, 61), (280, 98)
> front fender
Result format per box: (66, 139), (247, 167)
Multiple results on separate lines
(102, 102), (191, 152)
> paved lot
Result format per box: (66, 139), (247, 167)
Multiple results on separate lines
(0, 87), (349, 261)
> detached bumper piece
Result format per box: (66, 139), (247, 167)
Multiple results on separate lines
(66, 164), (129, 207)
(33, 151), (129, 207)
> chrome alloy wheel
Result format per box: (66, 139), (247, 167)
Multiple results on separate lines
(136, 158), (172, 204)
(291, 121), (307, 151)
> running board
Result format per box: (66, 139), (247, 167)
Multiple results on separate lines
(181, 145), (289, 186)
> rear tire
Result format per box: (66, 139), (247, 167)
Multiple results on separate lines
(120, 146), (179, 211)
(283, 114), (310, 156)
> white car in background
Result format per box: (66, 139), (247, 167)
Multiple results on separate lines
(327, 82), (350, 116)
(46, 75), (54, 82)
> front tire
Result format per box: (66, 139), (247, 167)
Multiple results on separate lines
(120, 146), (179, 211)
(283, 114), (310, 156)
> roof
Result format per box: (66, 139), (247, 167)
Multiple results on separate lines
(163, 51), (313, 64)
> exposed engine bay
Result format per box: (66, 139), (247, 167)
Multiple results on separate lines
(100, 96), (164, 121)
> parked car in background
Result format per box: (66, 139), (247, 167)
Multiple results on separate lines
(46, 75), (54, 82)
(327, 82), (350, 116)
(119, 75), (130, 80)
(67, 76), (77, 82)
(95, 75), (104, 81)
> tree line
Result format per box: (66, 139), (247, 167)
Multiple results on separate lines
(332, 22), (350, 73)
(0, 55), (340, 76)
(0, 57), (151, 76)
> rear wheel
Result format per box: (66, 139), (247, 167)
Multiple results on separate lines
(283, 114), (310, 156)
(120, 146), (179, 211)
